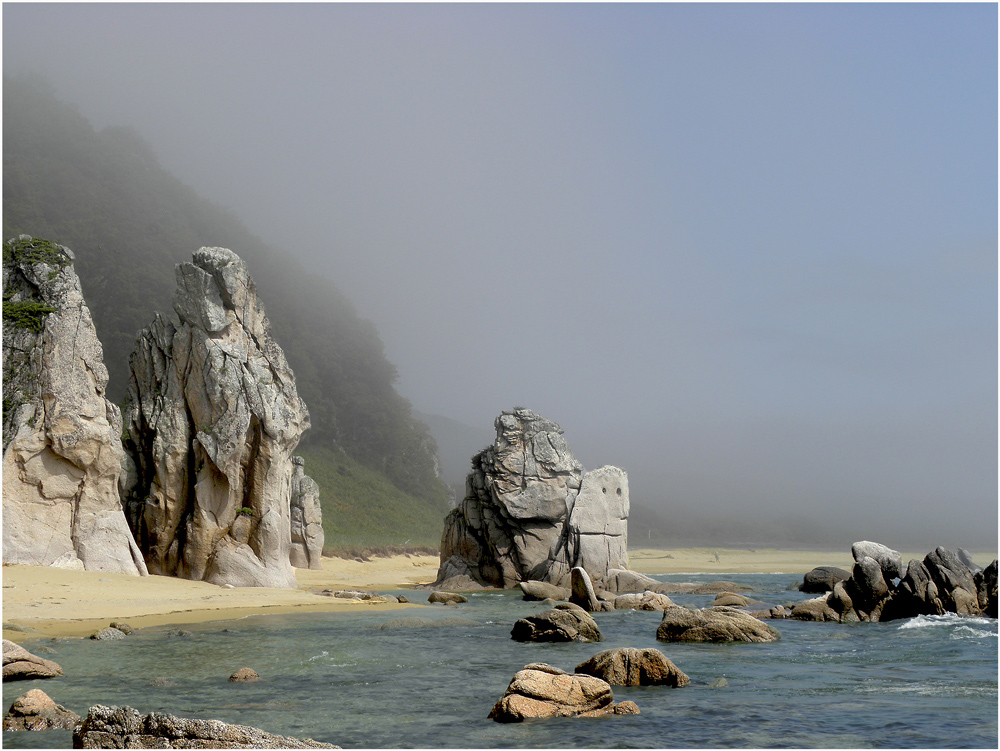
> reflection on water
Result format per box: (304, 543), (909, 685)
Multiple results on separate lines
(3, 574), (997, 749)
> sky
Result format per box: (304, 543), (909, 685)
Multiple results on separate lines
(3, 3), (997, 549)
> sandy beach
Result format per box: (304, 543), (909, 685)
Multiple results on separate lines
(5, 547), (995, 642)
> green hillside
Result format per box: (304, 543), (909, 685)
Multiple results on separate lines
(2, 73), (451, 542)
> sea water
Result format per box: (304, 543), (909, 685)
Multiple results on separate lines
(3, 573), (996, 749)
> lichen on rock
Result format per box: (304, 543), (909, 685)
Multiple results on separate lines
(2, 236), (146, 575)
(121, 247), (310, 588)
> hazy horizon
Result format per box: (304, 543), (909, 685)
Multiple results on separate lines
(4, 3), (996, 550)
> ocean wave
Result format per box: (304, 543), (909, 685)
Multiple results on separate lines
(951, 625), (999, 640)
(897, 613), (998, 632)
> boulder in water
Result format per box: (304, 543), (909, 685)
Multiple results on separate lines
(3, 689), (80, 731)
(2, 640), (64, 681)
(488, 667), (636, 722)
(656, 606), (781, 642)
(511, 603), (603, 642)
(575, 648), (689, 687)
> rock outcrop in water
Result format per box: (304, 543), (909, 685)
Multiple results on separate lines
(791, 541), (997, 623)
(289, 456), (324, 569)
(2, 237), (147, 575)
(488, 664), (638, 722)
(121, 247), (310, 588)
(3, 689), (80, 731)
(2, 639), (64, 681)
(436, 408), (629, 589)
(73, 705), (336, 748)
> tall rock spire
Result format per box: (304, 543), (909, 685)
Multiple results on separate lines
(121, 247), (310, 587)
(2, 236), (147, 575)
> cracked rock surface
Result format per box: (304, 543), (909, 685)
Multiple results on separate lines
(437, 408), (629, 589)
(121, 247), (309, 587)
(2, 237), (146, 575)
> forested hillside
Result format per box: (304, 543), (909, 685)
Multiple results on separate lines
(2, 74), (451, 545)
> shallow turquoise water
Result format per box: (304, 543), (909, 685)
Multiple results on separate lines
(3, 573), (996, 748)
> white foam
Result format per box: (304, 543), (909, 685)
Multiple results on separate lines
(897, 613), (997, 631)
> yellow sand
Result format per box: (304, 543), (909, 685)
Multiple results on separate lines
(2, 554), (439, 642)
(5, 547), (995, 642)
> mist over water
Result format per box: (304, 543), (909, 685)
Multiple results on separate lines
(2, 3), (996, 549)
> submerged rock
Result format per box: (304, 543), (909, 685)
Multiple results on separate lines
(73, 704), (336, 748)
(2, 237), (147, 575)
(3, 689), (80, 731)
(436, 409), (629, 589)
(121, 248), (310, 588)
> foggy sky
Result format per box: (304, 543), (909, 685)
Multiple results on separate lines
(4, 3), (997, 549)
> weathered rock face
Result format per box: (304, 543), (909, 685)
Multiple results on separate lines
(289, 456), (324, 569)
(2, 237), (147, 575)
(2, 639), (64, 681)
(655, 606), (781, 643)
(121, 248), (309, 588)
(575, 648), (689, 687)
(73, 705), (336, 748)
(437, 409), (628, 589)
(488, 667), (637, 722)
(511, 603), (604, 643)
(3, 689), (80, 731)
(791, 542), (996, 624)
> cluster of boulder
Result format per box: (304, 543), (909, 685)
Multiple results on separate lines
(3, 239), (324, 587)
(489, 648), (688, 722)
(436, 409), (629, 590)
(791, 542), (997, 623)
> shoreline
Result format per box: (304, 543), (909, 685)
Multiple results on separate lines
(5, 547), (996, 642)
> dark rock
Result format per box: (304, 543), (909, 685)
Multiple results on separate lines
(229, 668), (259, 683)
(790, 595), (841, 622)
(575, 647), (689, 687)
(511, 604), (603, 642)
(656, 606), (781, 642)
(109, 622), (133, 635)
(974, 560), (998, 618)
(2, 639), (64, 681)
(72, 704), (336, 748)
(799, 566), (851, 593)
(3, 689), (80, 731)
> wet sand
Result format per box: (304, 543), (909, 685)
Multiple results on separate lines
(5, 546), (994, 642)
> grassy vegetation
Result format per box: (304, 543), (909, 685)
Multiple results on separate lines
(297, 444), (446, 549)
(2, 300), (55, 332)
